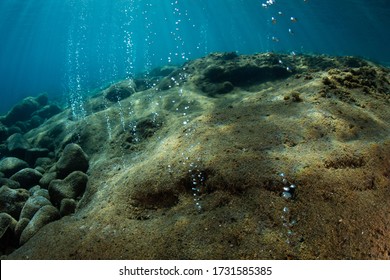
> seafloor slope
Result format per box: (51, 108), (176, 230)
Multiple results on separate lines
(1, 52), (390, 259)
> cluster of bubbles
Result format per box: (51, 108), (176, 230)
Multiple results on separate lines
(261, 0), (309, 54)
(278, 172), (299, 245)
(189, 161), (206, 212)
(65, 0), (88, 121)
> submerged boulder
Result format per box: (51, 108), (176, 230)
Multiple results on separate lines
(1, 94), (48, 127)
(19, 205), (60, 245)
(0, 212), (18, 253)
(55, 143), (89, 179)
(0, 186), (30, 219)
(9, 168), (42, 189)
(20, 195), (52, 220)
(0, 157), (29, 178)
(104, 80), (136, 102)
(6, 133), (31, 158)
(48, 171), (88, 207)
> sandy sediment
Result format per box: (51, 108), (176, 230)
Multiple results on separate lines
(1, 52), (390, 259)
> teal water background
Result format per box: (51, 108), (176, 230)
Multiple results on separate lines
(0, 0), (389, 113)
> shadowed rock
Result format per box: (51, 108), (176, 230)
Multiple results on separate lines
(55, 143), (89, 179)
(20, 195), (52, 220)
(0, 186), (30, 219)
(9, 168), (43, 189)
(19, 205), (60, 245)
(0, 157), (29, 178)
(48, 171), (88, 207)
(6, 133), (31, 158)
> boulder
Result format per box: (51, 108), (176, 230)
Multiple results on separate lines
(32, 104), (62, 119)
(0, 212), (18, 253)
(48, 171), (88, 206)
(6, 133), (31, 158)
(0, 212), (17, 239)
(34, 157), (54, 170)
(0, 157), (29, 178)
(0, 178), (21, 189)
(2, 96), (41, 126)
(25, 148), (50, 166)
(60, 198), (77, 216)
(19, 205), (60, 245)
(39, 171), (57, 189)
(0, 186), (30, 219)
(55, 143), (89, 179)
(14, 217), (29, 241)
(104, 80), (136, 102)
(10, 168), (42, 189)
(0, 123), (8, 142)
(20, 195), (52, 220)
(31, 188), (50, 200)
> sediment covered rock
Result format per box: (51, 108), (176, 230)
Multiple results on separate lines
(19, 205), (60, 245)
(55, 144), (89, 179)
(48, 171), (88, 207)
(0, 186), (29, 219)
(6, 133), (31, 158)
(9, 168), (42, 189)
(20, 195), (52, 220)
(0, 157), (29, 178)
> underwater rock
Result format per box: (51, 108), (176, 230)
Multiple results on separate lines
(34, 93), (49, 107)
(0, 123), (8, 142)
(59, 198), (77, 216)
(6, 133), (31, 158)
(9, 168), (42, 189)
(0, 212), (17, 253)
(55, 143), (89, 179)
(0, 212), (17, 239)
(48, 171), (88, 207)
(14, 217), (29, 241)
(19, 195), (52, 220)
(0, 186), (30, 219)
(32, 104), (62, 120)
(24, 148), (50, 166)
(31, 188), (50, 201)
(0, 178), (20, 189)
(1, 97), (41, 126)
(19, 205), (60, 245)
(104, 80), (136, 102)
(199, 81), (235, 96)
(34, 157), (54, 170)
(191, 52), (292, 95)
(0, 157), (29, 178)
(150, 65), (178, 77)
(1, 94), (48, 129)
(39, 171), (57, 189)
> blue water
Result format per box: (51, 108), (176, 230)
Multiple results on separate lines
(0, 0), (389, 114)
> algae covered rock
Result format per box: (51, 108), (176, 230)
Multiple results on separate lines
(0, 157), (29, 178)
(48, 171), (88, 206)
(19, 205), (60, 245)
(0, 178), (20, 189)
(104, 80), (136, 102)
(0, 212), (17, 239)
(0, 186), (30, 219)
(6, 133), (31, 158)
(9, 168), (42, 189)
(20, 195), (52, 220)
(59, 198), (77, 216)
(55, 143), (89, 179)
(0, 212), (18, 253)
